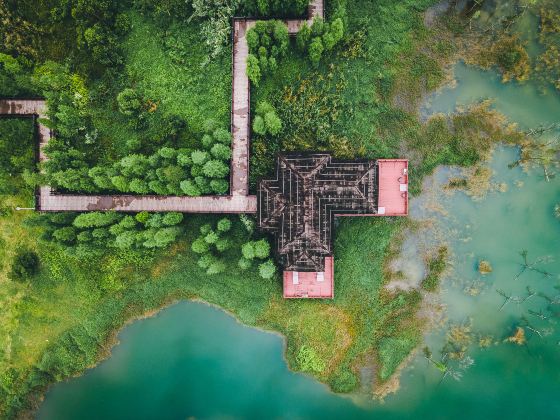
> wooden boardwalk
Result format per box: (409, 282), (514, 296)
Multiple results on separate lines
(0, 0), (323, 214)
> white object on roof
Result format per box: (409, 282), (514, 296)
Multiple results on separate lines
(400, 184), (408, 192)
(403, 168), (408, 175)
(317, 272), (324, 282)
(293, 272), (299, 285)
(378, 207), (386, 215)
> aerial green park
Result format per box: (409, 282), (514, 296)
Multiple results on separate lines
(0, 0), (559, 418)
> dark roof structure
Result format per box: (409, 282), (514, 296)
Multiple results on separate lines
(258, 153), (378, 272)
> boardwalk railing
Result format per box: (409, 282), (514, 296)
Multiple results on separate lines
(0, 0), (324, 213)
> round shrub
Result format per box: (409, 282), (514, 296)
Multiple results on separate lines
(162, 212), (183, 226)
(213, 128), (231, 144)
(216, 238), (231, 252)
(207, 260), (226, 275)
(238, 257), (252, 270)
(9, 248), (40, 282)
(198, 253), (215, 269)
(177, 153), (193, 167)
(129, 178), (149, 194)
(253, 239), (271, 259)
(191, 237), (210, 254)
(117, 88), (142, 115)
(191, 150), (209, 166)
(264, 111), (282, 135)
(203, 160), (229, 178)
(135, 211), (150, 224)
(180, 180), (201, 196)
(217, 218), (232, 232)
(210, 143), (231, 160)
(200, 224), (213, 235)
(210, 179), (229, 194)
(258, 259), (276, 279)
(204, 230), (219, 244)
(242, 242), (255, 260)
(202, 134), (214, 149)
(252, 115), (266, 135)
(53, 226), (77, 243)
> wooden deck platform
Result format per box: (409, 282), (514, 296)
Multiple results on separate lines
(283, 257), (334, 298)
(377, 159), (409, 216)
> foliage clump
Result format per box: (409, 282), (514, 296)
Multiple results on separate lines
(422, 247), (448, 292)
(246, 20), (289, 85)
(480, 35), (531, 83)
(43, 211), (184, 254)
(296, 17), (344, 66)
(242, 0), (309, 17)
(239, 238), (275, 279)
(478, 260), (493, 274)
(252, 101), (282, 136)
(535, 4), (560, 90)
(191, 218), (232, 275)
(9, 248), (40, 282)
(296, 345), (326, 373)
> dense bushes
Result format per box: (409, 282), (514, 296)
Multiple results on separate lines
(239, 238), (275, 278)
(246, 20), (289, 85)
(296, 17), (344, 66)
(43, 211), (184, 254)
(0, 53), (35, 97)
(0, 0), (129, 78)
(252, 101), (282, 136)
(41, 103), (232, 195)
(421, 246), (448, 292)
(190, 218), (233, 275)
(535, 4), (560, 90)
(297, 345), (326, 373)
(0, 119), (36, 196)
(190, 217), (276, 279)
(242, 0), (310, 17)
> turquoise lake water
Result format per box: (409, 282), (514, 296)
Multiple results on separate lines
(38, 41), (560, 420)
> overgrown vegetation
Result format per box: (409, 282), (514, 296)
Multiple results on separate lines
(456, 0), (560, 92)
(1, 0), (557, 417)
(246, 20), (289, 86)
(422, 246), (448, 292)
(0, 118), (36, 197)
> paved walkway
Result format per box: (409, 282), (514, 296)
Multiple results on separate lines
(0, 0), (323, 213)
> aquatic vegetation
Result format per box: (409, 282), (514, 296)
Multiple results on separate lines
(505, 326), (526, 345)
(509, 135), (559, 182)
(477, 335), (494, 348)
(478, 260), (493, 274)
(535, 2), (560, 90)
(477, 34), (531, 83)
(496, 286), (537, 311)
(463, 280), (486, 297)
(422, 341), (475, 383)
(422, 246), (448, 292)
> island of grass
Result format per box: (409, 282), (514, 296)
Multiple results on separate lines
(1, 0), (558, 417)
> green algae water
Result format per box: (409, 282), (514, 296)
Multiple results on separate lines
(38, 42), (560, 420)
